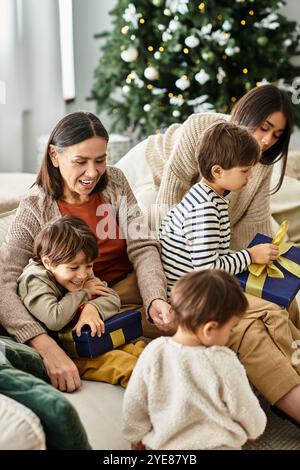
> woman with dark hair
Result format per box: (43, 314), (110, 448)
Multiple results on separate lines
(148, 84), (293, 245)
(0, 111), (169, 393)
(118, 84), (300, 428)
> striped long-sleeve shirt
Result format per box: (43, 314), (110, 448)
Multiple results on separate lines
(159, 182), (252, 293)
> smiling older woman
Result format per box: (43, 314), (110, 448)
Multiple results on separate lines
(0, 112), (171, 393)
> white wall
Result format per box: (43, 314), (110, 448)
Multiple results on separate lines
(282, 0), (300, 53)
(0, 0), (66, 173)
(0, 0), (114, 172)
(22, 0), (66, 172)
(0, 0), (24, 171)
(66, 0), (114, 131)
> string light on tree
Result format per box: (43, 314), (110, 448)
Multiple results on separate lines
(151, 0), (163, 6)
(257, 36), (269, 46)
(202, 50), (214, 62)
(122, 85), (130, 94)
(121, 26), (129, 34)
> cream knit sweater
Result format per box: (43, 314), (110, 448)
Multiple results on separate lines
(122, 337), (267, 450)
(146, 113), (274, 250)
(0, 167), (167, 343)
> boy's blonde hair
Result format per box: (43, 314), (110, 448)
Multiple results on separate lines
(33, 215), (98, 266)
(171, 269), (248, 331)
(198, 121), (260, 182)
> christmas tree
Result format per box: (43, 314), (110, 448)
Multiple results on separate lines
(90, 0), (300, 137)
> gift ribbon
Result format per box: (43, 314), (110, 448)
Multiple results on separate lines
(58, 329), (79, 358)
(246, 220), (300, 298)
(110, 328), (126, 348)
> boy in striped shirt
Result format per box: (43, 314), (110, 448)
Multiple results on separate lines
(159, 121), (279, 294)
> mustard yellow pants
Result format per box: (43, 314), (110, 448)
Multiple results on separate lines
(74, 340), (145, 388)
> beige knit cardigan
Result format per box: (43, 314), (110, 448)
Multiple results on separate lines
(146, 113), (274, 250)
(0, 166), (167, 343)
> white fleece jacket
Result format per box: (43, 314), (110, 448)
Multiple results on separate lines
(122, 337), (266, 450)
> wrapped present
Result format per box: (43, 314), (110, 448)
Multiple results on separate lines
(236, 221), (300, 308)
(58, 309), (142, 358)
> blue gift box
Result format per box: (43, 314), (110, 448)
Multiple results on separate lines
(58, 309), (143, 358)
(236, 233), (300, 308)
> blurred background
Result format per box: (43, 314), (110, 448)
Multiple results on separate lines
(0, 0), (300, 173)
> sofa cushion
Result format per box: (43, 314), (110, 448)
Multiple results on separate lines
(285, 148), (300, 180)
(115, 140), (158, 230)
(0, 337), (91, 450)
(0, 393), (46, 450)
(0, 173), (36, 214)
(0, 336), (49, 381)
(64, 380), (129, 450)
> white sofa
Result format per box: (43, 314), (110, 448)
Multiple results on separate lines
(1, 152), (300, 449)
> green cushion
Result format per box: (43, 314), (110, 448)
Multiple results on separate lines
(0, 336), (49, 381)
(0, 337), (91, 450)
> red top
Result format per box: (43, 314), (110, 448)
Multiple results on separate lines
(58, 193), (132, 284)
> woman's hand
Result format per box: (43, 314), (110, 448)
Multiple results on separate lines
(148, 299), (174, 331)
(83, 277), (111, 296)
(28, 333), (81, 392)
(73, 304), (105, 338)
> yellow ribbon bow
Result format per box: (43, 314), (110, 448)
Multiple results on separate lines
(246, 220), (300, 299)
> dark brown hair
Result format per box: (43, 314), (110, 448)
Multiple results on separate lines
(36, 112), (109, 200)
(33, 215), (98, 266)
(199, 121), (260, 182)
(171, 269), (248, 331)
(231, 84), (294, 192)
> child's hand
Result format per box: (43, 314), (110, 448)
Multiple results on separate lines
(248, 243), (279, 265)
(131, 441), (146, 450)
(73, 304), (105, 337)
(83, 277), (111, 296)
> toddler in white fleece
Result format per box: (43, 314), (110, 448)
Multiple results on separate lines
(122, 269), (266, 450)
